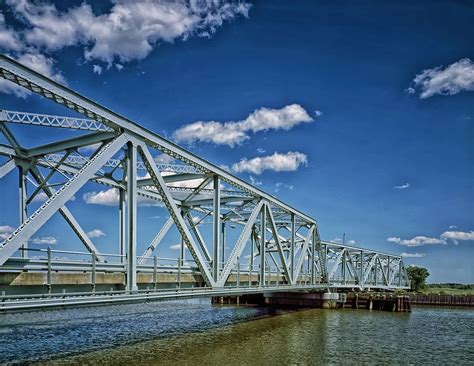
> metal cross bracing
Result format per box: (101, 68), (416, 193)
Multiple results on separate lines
(0, 54), (409, 310)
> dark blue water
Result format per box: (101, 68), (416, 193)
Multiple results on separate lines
(0, 301), (473, 365)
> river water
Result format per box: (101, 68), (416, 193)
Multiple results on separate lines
(0, 300), (472, 365)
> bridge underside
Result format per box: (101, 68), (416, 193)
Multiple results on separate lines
(0, 54), (409, 311)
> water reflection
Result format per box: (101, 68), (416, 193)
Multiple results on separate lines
(0, 300), (473, 365)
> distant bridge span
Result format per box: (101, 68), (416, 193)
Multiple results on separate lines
(0, 55), (409, 311)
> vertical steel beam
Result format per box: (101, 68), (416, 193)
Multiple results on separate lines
(249, 227), (254, 286)
(260, 204), (266, 286)
(360, 250), (364, 290)
(212, 175), (220, 280)
(290, 213), (295, 279)
(119, 188), (126, 264)
(221, 222), (225, 271)
(311, 229), (316, 285)
(18, 166), (27, 258)
(387, 257), (391, 286)
(342, 250), (346, 285)
(180, 211), (186, 266)
(126, 142), (138, 292)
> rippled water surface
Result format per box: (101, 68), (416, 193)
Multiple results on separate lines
(0, 301), (473, 365)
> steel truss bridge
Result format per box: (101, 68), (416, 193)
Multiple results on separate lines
(0, 55), (409, 311)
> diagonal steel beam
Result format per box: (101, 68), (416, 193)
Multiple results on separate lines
(0, 134), (127, 265)
(266, 204), (292, 284)
(137, 143), (215, 287)
(292, 225), (315, 284)
(328, 248), (346, 280)
(216, 200), (264, 287)
(185, 212), (212, 263)
(138, 218), (174, 264)
(377, 256), (389, 286)
(0, 158), (15, 179)
(25, 131), (117, 157)
(182, 176), (213, 205)
(29, 166), (105, 262)
(363, 254), (378, 285)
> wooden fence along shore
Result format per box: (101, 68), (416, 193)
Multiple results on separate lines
(409, 294), (474, 306)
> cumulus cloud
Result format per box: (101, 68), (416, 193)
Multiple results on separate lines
(440, 230), (474, 245)
(86, 229), (105, 238)
(387, 236), (446, 247)
(389, 230), (474, 247)
(274, 182), (294, 192)
(249, 176), (262, 186)
(83, 188), (120, 206)
(394, 183), (410, 190)
(408, 58), (474, 98)
(5, 0), (251, 65)
(169, 243), (181, 251)
(93, 64), (102, 75)
(31, 236), (57, 245)
(401, 252), (426, 258)
(347, 239), (356, 245)
(31, 191), (48, 203)
(0, 12), (21, 51)
(0, 52), (65, 97)
(173, 104), (315, 146)
(0, 225), (15, 240)
(231, 151), (308, 175)
(83, 187), (163, 206)
(154, 154), (175, 164)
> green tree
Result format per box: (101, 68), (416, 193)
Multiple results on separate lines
(406, 266), (430, 292)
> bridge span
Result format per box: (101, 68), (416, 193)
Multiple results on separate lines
(0, 54), (409, 312)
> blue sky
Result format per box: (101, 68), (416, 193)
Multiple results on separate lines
(0, 0), (473, 283)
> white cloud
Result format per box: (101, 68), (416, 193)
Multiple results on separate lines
(31, 236), (57, 245)
(86, 229), (105, 238)
(389, 230), (474, 247)
(440, 230), (474, 245)
(31, 191), (48, 203)
(347, 239), (356, 245)
(83, 187), (162, 207)
(394, 183), (410, 190)
(169, 243), (181, 251)
(93, 64), (102, 75)
(256, 148), (266, 154)
(232, 151), (308, 175)
(173, 104), (315, 146)
(449, 225), (457, 229)
(154, 154), (175, 164)
(314, 110), (323, 117)
(0, 52), (65, 97)
(401, 252), (426, 258)
(115, 63), (123, 71)
(83, 188), (120, 206)
(387, 236), (446, 247)
(409, 58), (474, 98)
(0, 12), (21, 51)
(6, 0), (251, 65)
(274, 182), (294, 192)
(0, 225), (14, 240)
(249, 176), (262, 186)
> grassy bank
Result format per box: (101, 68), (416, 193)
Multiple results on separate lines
(415, 284), (474, 296)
